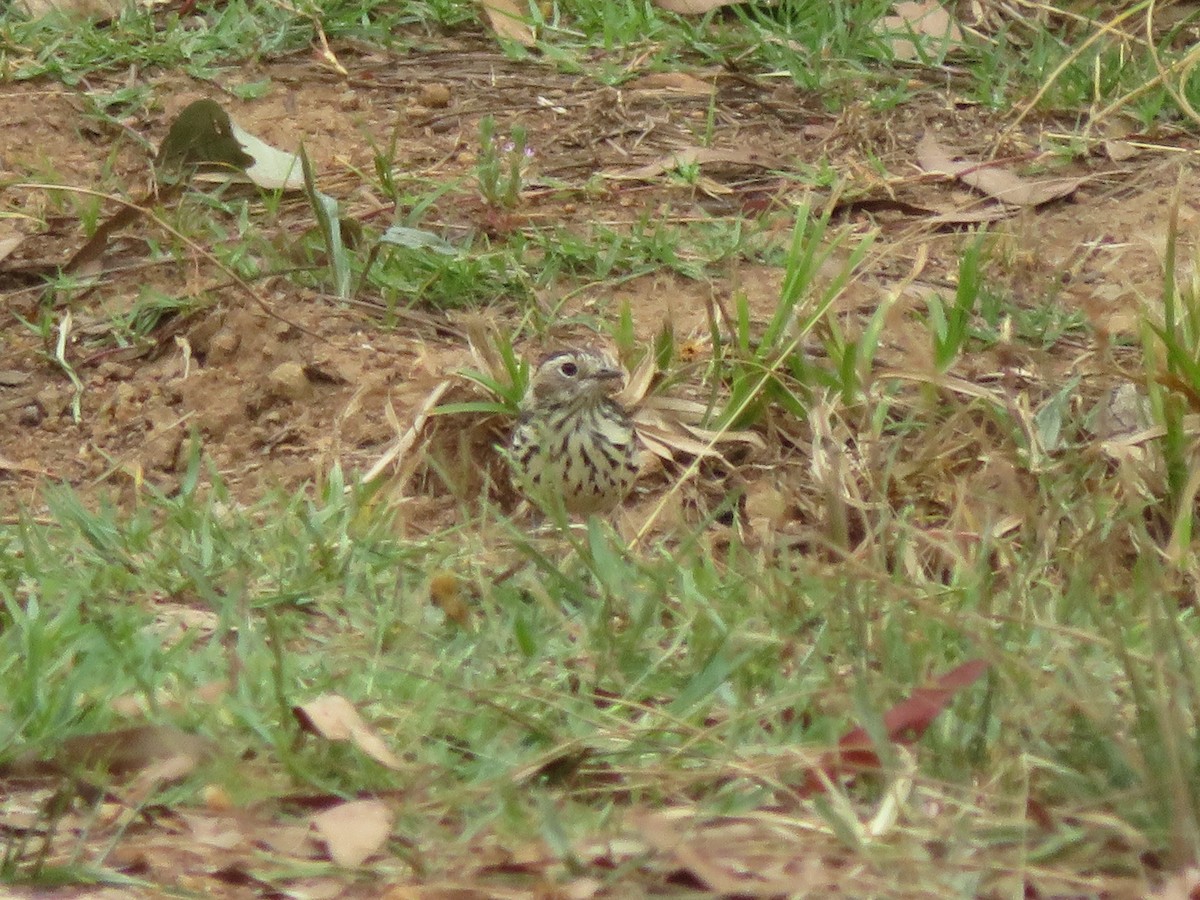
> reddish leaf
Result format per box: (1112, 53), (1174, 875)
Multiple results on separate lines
(800, 659), (989, 794)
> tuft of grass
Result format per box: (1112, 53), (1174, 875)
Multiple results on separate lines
(709, 191), (875, 430)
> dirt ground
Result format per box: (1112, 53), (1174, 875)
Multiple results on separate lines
(6, 28), (1200, 898)
(0, 35), (1193, 526)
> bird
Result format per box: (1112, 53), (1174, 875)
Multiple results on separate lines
(507, 349), (640, 516)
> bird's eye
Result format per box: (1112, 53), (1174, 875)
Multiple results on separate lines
(559, 361), (578, 377)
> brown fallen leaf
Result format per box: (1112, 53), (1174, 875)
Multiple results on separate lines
(18, 0), (125, 18)
(1104, 139), (1140, 162)
(476, 0), (536, 46)
(880, 0), (966, 61)
(611, 146), (772, 181)
(800, 659), (989, 794)
(293, 694), (404, 770)
(624, 72), (715, 95)
(0, 232), (24, 266)
(124, 752), (205, 805)
(0, 369), (31, 386)
(916, 133), (1086, 207)
(311, 799), (394, 868)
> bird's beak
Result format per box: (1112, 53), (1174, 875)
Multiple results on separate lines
(588, 368), (624, 395)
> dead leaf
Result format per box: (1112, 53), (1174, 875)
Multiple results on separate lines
(281, 877), (347, 900)
(476, 0), (536, 46)
(17, 0), (125, 19)
(182, 812), (246, 851)
(624, 72), (715, 95)
(831, 194), (1016, 225)
(311, 799), (394, 868)
(255, 822), (316, 856)
(610, 147), (771, 181)
(0, 232), (24, 266)
(653, 0), (744, 12)
(916, 133), (1086, 207)
(801, 659), (989, 794)
(293, 694), (404, 770)
(1095, 383), (1151, 441)
(1104, 139), (1140, 162)
(361, 378), (452, 485)
(880, 0), (966, 61)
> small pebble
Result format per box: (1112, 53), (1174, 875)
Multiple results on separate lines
(18, 404), (42, 427)
(418, 83), (451, 108)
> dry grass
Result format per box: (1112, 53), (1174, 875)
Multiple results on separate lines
(5, 1), (1200, 896)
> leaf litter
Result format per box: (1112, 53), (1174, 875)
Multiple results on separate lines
(0, 15), (1193, 899)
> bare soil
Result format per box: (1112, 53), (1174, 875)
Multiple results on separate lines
(3, 38), (1191, 527)
(1, 33), (1198, 894)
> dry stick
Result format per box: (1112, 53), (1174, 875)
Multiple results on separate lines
(1144, 1), (1200, 132)
(1080, 1), (1200, 139)
(14, 182), (327, 343)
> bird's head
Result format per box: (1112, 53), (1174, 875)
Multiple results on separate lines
(527, 349), (625, 407)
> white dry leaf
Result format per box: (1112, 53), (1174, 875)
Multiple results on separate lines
(879, 0), (967, 62)
(1094, 382), (1151, 442)
(632, 394), (764, 465)
(476, 0), (537, 46)
(0, 231), (25, 265)
(360, 379), (452, 485)
(311, 799), (394, 868)
(617, 352), (657, 408)
(293, 694), (404, 771)
(217, 121), (303, 190)
(1104, 140), (1140, 162)
(635, 421), (730, 463)
(18, 0), (126, 19)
